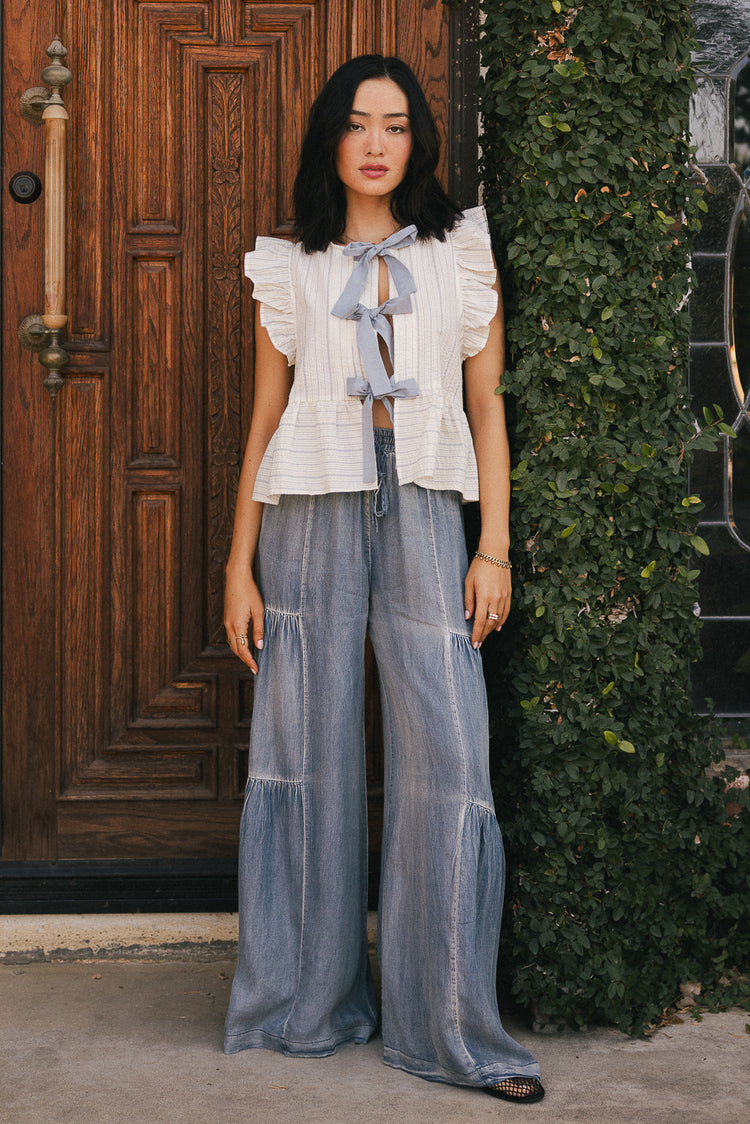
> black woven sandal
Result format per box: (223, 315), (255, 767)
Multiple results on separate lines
(485, 1076), (545, 1104)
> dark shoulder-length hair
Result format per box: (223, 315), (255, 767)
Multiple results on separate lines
(293, 55), (462, 252)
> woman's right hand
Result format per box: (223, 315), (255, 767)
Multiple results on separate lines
(224, 562), (265, 674)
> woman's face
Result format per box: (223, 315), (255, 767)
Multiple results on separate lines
(335, 78), (413, 204)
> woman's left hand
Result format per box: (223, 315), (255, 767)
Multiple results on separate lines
(464, 556), (511, 649)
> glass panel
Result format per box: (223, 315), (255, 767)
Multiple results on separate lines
(730, 208), (750, 395)
(690, 447), (723, 522)
(729, 422), (750, 542)
(693, 4), (750, 76)
(734, 58), (750, 169)
(690, 256), (727, 341)
(692, 621), (750, 714)
(697, 525), (750, 615)
(731, 63), (750, 399)
(690, 76), (727, 164)
(689, 346), (737, 418)
(694, 165), (741, 253)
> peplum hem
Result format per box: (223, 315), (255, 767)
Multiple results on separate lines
(253, 395), (479, 505)
(452, 206), (498, 360)
(253, 400), (374, 503)
(394, 395), (479, 502)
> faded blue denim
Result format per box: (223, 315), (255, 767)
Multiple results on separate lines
(224, 429), (540, 1087)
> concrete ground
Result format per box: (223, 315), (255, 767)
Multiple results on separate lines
(1, 917), (748, 1124)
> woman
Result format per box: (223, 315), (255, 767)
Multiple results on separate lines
(223, 54), (544, 1105)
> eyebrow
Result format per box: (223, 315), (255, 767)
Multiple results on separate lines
(349, 109), (410, 119)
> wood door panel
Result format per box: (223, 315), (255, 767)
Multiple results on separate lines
(2, 0), (457, 861)
(133, 3), (212, 231)
(238, 3), (344, 223)
(59, 747), (219, 799)
(67, 0), (110, 346)
(128, 488), (216, 725)
(128, 254), (181, 466)
(56, 800), (242, 856)
(57, 373), (109, 792)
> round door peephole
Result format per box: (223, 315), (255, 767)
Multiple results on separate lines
(9, 172), (43, 204)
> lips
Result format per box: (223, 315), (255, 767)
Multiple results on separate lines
(360, 164), (388, 178)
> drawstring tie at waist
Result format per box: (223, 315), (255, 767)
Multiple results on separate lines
(372, 428), (394, 524)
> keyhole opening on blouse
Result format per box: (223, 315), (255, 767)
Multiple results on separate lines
(373, 256), (394, 428)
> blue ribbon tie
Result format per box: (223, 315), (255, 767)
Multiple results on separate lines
(332, 226), (420, 482)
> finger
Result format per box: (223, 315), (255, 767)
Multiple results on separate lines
(464, 574), (476, 625)
(250, 604), (265, 652)
(481, 590), (510, 640)
(486, 608), (502, 635)
(496, 597), (511, 629)
(480, 615), (497, 645)
(471, 597), (489, 648)
(498, 582), (512, 627)
(228, 625), (259, 674)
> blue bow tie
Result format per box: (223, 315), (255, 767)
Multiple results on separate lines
(332, 225), (418, 318)
(332, 226), (420, 483)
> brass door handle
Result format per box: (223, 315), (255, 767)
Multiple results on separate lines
(17, 37), (72, 398)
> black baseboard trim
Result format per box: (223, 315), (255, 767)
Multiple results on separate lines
(0, 859), (239, 914)
(1, 858), (382, 913)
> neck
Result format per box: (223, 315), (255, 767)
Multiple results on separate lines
(343, 193), (400, 244)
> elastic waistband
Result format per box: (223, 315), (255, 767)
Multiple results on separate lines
(373, 427), (395, 452)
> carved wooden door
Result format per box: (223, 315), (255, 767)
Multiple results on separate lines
(2, 0), (463, 866)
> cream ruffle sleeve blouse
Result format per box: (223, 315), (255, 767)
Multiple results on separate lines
(243, 205), (498, 504)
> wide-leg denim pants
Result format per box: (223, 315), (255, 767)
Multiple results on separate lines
(224, 430), (540, 1087)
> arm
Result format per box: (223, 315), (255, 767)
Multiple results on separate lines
(463, 277), (512, 648)
(224, 304), (293, 672)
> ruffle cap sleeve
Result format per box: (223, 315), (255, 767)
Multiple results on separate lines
(453, 205), (498, 359)
(243, 237), (296, 364)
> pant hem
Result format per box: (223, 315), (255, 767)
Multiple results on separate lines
(382, 1045), (541, 1087)
(224, 1023), (377, 1058)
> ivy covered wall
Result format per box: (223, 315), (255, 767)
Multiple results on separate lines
(478, 0), (749, 1031)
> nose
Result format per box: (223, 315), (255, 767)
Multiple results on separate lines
(365, 131), (384, 156)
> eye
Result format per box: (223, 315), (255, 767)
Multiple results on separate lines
(346, 121), (363, 132)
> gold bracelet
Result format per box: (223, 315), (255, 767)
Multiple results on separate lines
(475, 550), (512, 570)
